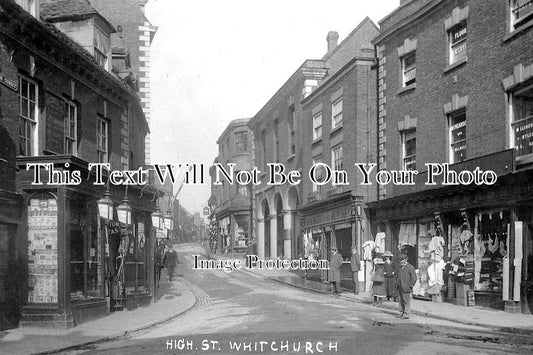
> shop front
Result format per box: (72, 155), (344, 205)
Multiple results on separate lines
(368, 156), (533, 314)
(300, 191), (364, 289)
(17, 157), (157, 327)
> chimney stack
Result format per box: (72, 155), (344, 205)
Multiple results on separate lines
(326, 31), (339, 52)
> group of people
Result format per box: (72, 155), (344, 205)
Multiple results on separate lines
(329, 247), (417, 320)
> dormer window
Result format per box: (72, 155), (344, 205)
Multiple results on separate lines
(94, 28), (110, 70)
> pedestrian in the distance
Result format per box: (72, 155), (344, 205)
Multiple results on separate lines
(396, 253), (417, 319)
(163, 247), (179, 282)
(372, 254), (386, 306)
(350, 247), (361, 295)
(155, 242), (165, 288)
(329, 247), (343, 295)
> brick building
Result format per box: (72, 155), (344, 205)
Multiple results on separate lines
(369, 0), (533, 314)
(210, 118), (253, 254)
(0, 0), (156, 329)
(247, 18), (378, 262)
(300, 18), (377, 289)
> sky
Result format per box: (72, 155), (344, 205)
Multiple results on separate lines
(145, 0), (400, 214)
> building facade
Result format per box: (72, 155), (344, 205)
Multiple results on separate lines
(300, 18), (377, 288)
(210, 119), (254, 253)
(0, 0), (156, 329)
(369, 0), (533, 314)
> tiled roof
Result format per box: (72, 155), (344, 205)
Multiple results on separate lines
(41, 0), (98, 20)
(40, 0), (115, 31)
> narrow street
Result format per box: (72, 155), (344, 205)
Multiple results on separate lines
(63, 244), (533, 355)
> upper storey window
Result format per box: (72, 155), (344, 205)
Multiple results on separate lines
(401, 52), (416, 87)
(94, 28), (110, 70)
(16, 0), (39, 18)
(449, 22), (467, 65)
(511, 0), (533, 29)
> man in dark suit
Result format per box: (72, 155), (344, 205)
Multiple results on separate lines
(350, 247), (361, 295)
(329, 247), (343, 295)
(396, 253), (417, 319)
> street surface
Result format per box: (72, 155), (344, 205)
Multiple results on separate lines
(64, 244), (533, 355)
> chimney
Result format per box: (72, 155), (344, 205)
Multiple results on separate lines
(326, 31), (339, 52)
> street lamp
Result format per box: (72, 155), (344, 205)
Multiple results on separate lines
(164, 210), (173, 230)
(117, 187), (132, 225)
(151, 199), (164, 229)
(97, 184), (114, 221)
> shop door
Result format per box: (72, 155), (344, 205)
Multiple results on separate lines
(525, 224), (533, 314)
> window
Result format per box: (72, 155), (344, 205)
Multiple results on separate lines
(402, 130), (416, 170)
(261, 130), (266, 169)
(96, 118), (108, 163)
(510, 85), (533, 157)
(313, 112), (322, 140)
(449, 110), (466, 163)
(234, 131), (248, 154)
(237, 183), (249, 197)
(288, 106), (296, 155)
(94, 28), (110, 70)
(401, 52), (416, 87)
(332, 99), (343, 129)
(449, 22), (467, 64)
(64, 100), (77, 155)
(274, 119), (279, 163)
(511, 0), (533, 29)
(19, 76), (38, 156)
(312, 155), (324, 192)
(331, 145), (343, 171)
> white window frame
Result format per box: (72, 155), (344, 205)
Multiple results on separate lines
(312, 155), (323, 192)
(19, 76), (38, 156)
(510, 0), (533, 30)
(402, 130), (416, 170)
(331, 99), (343, 129)
(313, 112), (322, 140)
(449, 22), (467, 64)
(448, 110), (467, 164)
(94, 27), (110, 70)
(401, 52), (416, 87)
(509, 84), (533, 158)
(331, 145), (343, 171)
(96, 117), (108, 163)
(64, 100), (77, 156)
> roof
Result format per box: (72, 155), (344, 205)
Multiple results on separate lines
(41, 0), (115, 32)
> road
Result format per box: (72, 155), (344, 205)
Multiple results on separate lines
(66, 244), (533, 355)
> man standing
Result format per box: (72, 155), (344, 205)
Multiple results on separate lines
(396, 253), (417, 319)
(163, 247), (179, 282)
(350, 247), (361, 295)
(329, 247), (344, 295)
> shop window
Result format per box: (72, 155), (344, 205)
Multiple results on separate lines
(331, 145), (343, 171)
(449, 22), (467, 64)
(401, 52), (416, 87)
(234, 217), (249, 248)
(331, 99), (343, 129)
(234, 131), (248, 154)
(64, 100), (77, 156)
(69, 195), (102, 301)
(288, 106), (296, 155)
(449, 110), (467, 163)
(96, 117), (108, 163)
(313, 112), (322, 140)
(510, 84), (533, 158)
(19, 76), (38, 156)
(510, 0), (533, 30)
(402, 129), (416, 170)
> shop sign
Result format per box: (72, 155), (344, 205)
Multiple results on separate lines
(0, 73), (18, 91)
(302, 205), (354, 228)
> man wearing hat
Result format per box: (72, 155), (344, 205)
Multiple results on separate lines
(396, 253), (417, 319)
(329, 247), (344, 295)
(350, 247), (361, 295)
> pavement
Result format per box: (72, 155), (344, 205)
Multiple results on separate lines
(0, 259), (196, 355)
(207, 249), (533, 335)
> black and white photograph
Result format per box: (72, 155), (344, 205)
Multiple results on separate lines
(1, 0), (533, 354)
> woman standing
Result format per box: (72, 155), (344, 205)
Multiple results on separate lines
(383, 251), (399, 301)
(372, 254), (386, 306)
